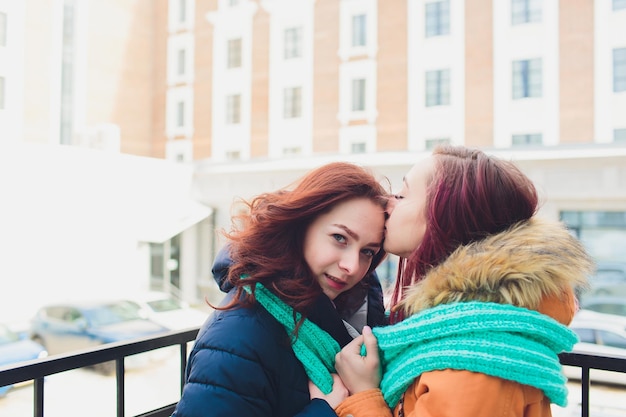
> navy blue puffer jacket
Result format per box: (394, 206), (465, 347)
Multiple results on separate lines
(171, 247), (387, 417)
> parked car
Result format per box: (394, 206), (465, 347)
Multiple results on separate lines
(564, 309), (626, 386)
(0, 323), (48, 397)
(29, 300), (170, 374)
(122, 292), (208, 331)
(580, 295), (626, 318)
(586, 261), (626, 297)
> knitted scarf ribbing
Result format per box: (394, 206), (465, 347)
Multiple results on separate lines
(243, 282), (340, 394)
(372, 302), (577, 408)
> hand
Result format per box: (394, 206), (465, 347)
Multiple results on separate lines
(309, 373), (349, 409)
(334, 326), (381, 394)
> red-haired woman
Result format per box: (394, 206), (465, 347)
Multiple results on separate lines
(331, 145), (593, 417)
(172, 162), (389, 417)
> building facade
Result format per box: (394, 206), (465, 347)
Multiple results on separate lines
(1, 0), (626, 303)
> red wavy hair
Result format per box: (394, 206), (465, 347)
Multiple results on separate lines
(223, 162), (389, 317)
(389, 145), (539, 323)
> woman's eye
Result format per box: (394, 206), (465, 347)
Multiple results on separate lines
(332, 234), (347, 243)
(362, 248), (376, 258)
(393, 194), (405, 200)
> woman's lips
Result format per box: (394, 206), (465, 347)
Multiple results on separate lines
(325, 274), (347, 290)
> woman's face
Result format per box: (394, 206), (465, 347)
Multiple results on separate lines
(303, 197), (385, 300)
(384, 157), (435, 258)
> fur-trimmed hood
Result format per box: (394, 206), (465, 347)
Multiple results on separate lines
(400, 217), (594, 320)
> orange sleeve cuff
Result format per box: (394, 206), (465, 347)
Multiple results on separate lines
(335, 389), (392, 417)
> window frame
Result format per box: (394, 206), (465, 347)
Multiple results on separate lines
(351, 78), (366, 112)
(512, 133), (543, 146)
(0, 12), (7, 47)
(614, 47), (626, 93)
(226, 94), (241, 124)
(613, 0), (626, 11)
(511, 0), (542, 25)
(178, 0), (187, 24)
(0, 76), (5, 110)
(512, 58), (542, 99)
(351, 14), (367, 47)
(283, 86), (302, 119)
(227, 38), (242, 69)
(284, 26), (303, 60)
(425, 69), (451, 107)
(425, 0), (450, 38)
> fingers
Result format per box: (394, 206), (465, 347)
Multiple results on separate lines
(334, 326), (382, 394)
(309, 375), (349, 409)
(361, 326), (380, 361)
(342, 334), (365, 355)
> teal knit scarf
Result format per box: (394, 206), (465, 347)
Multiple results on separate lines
(372, 302), (577, 408)
(243, 282), (340, 394)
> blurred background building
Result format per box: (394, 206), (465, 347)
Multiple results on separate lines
(1, 0), (625, 311)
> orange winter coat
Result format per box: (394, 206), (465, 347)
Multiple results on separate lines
(336, 218), (593, 417)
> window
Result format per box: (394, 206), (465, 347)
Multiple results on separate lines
(225, 150), (241, 160)
(176, 101), (185, 127)
(177, 49), (186, 76)
(614, 48), (626, 93)
(226, 94), (241, 124)
(0, 76), (4, 110)
(615, 128), (626, 143)
(351, 79), (366, 111)
(425, 138), (450, 150)
(425, 0), (450, 37)
(227, 38), (242, 69)
(512, 133), (542, 146)
(600, 330), (626, 349)
(178, 0), (187, 23)
(511, 0), (541, 24)
(283, 146), (302, 155)
(60, 0), (76, 145)
(351, 142), (366, 153)
(352, 14), (367, 47)
(284, 27), (302, 59)
(512, 58), (542, 99)
(0, 12), (6, 46)
(283, 87), (302, 118)
(425, 69), (450, 107)
(572, 328), (595, 344)
(614, 0), (626, 11)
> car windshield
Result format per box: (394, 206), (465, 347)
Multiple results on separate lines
(83, 301), (144, 327)
(594, 269), (626, 284)
(0, 324), (20, 345)
(146, 298), (183, 313)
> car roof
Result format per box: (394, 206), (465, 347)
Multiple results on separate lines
(581, 295), (626, 304)
(594, 261), (626, 271)
(38, 299), (135, 311)
(572, 309), (626, 329)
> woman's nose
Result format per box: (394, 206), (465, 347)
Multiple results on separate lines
(339, 251), (360, 274)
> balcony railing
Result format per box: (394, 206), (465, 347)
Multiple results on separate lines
(0, 328), (199, 417)
(1, 329), (626, 417)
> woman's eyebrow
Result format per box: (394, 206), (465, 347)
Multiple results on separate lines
(333, 224), (381, 247)
(333, 224), (358, 240)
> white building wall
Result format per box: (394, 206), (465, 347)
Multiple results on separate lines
(595, 3), (626, 142)
(262, 0), (314, 158)
(407, 0), (465, 151)
(207, 0), (257, 161)
(493, 0), (559, 147)
(338, 0), (378, 153)
(0, 1), (25, 142)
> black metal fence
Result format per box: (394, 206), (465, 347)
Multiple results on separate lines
(1, 329), (626, 417)
(0, 328), (199, 417)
